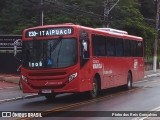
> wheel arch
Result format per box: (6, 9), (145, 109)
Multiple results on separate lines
(128, 70), (133, 81)
(94, 73), (101, 91)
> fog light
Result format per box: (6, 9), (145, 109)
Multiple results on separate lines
(69, 73), (77, 82)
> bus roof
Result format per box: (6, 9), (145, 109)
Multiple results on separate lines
(79, 25), (143, 41)
(96, 28), (128, 35)
(23, 23), (143, 41)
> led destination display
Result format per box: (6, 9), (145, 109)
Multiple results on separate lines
(25, 27), (73, 38)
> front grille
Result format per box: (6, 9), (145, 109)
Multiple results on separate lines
(32, 85), (65, 90)
(27, 71), (67, 80)
(28, 72), (66, 77)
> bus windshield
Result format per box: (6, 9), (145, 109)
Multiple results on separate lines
(22, 38), (77, 69)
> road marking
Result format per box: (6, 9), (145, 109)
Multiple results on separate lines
(12, 73), (160, 119)
(0, 94), (38, 104)
(18, 88), (140, 120)
(42, 88), (141, 116)
(135, 80), (158, 84)
(0, 86), (18, 90)
(131, 106), (160, 120)
(144, 73), (160, 79)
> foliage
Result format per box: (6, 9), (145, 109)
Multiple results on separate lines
(107, 0), (155, 59)
(139, 0), (156, 19)
(0, 0), (157, 58)
(0, 0), (155, 36)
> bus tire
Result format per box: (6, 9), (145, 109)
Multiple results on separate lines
(126, 72), (132, 90)
(89, 77), (98, 99)
(44, 94), (56, 101)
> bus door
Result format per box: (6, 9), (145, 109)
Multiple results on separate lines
(105, 37), (116, 88)
(137, 41), (144, 80)
(79, 30), (92, 91)
(131, 40), (144, 81)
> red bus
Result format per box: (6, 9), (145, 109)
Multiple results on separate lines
(18, 23), (144, 100)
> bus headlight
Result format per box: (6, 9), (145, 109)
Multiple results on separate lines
(69, 73), (77, 82)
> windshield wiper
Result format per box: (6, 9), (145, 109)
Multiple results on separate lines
(49, 37), (63, 67)
(56, 39), (63, 67)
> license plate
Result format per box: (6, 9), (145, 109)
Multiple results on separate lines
(41, 89), (52, 93)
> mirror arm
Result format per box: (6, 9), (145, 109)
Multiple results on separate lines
(13, 39), (22, 56)
(14, 46), (17, 56)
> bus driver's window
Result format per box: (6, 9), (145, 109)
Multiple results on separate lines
(80, 31), (89, 67)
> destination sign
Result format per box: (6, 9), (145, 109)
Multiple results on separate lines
(25, 27), (73, 38)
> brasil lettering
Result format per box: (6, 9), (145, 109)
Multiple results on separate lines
(26, 28), (73, 37)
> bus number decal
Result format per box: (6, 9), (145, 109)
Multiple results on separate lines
(29, 62), (42, 67)
(28, 31), (38, 37)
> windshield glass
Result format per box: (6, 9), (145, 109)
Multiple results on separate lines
(22, 38), (77, 69)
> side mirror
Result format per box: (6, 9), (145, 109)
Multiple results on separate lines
(13, 39), (22, 56)
(14, 45), (17, 56)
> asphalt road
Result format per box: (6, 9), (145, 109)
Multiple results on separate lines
(0, 76), (160, 120)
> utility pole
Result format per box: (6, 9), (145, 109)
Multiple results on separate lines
(104, 0), (110, 27)
(153, 0), (160, 72)
(103, 0), (120, 28)
(41, 0), (44, 26)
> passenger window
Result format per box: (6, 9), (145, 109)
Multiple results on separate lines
(137, 41), (143, 57)
(115, 38), (124, 57)
(124, 40), (131, 56)
(106, 37), (115, 56)
(92, 35), (106, 56)
(131, 41), (137, 57)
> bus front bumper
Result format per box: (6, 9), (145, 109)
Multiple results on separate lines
(21, 80), (78, 94)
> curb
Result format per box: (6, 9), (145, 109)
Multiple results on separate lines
(0, 94), (39, 104)
(144, 73), (160, 79)
(0, 76), (20, 84)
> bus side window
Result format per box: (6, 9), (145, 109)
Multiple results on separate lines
(131, 40), (137, 57)
(137, 41), (143, 57)
(106, 37), (115, 56)
(80, 31), (89, 67)
(92, 34), (106, 56)
(124, 39), (131, 57)
(115, 38), (124, 57)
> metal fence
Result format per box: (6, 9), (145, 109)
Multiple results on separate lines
(0, 35), (22, 74)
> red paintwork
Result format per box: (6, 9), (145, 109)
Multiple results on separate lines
(21, 24), (144, 94)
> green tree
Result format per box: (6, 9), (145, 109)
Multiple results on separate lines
(0, 0), (40, 34)
(139, 0), (156, 19)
